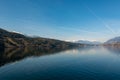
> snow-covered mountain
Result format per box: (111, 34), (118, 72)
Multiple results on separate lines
(104, 36), (120, 47)
(105, 36), (120, 45)
(75, 40), (102, 45)
(105, 37), (120, 44)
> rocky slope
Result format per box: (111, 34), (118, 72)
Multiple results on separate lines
(0, 28), (83, 49)
(104, 37), (120, 47)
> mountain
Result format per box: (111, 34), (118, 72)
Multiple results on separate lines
(75, 40), (101, 45)
(105, 37), (120, 43)
(0, 28), (83, 49)
(104, 37), (120, 47)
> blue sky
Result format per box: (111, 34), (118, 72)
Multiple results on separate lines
(0, 0), (120, 42)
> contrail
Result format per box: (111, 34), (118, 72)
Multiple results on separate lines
(83, 3), (116, 34)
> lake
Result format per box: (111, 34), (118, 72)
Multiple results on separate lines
(0, 46), (120, 80)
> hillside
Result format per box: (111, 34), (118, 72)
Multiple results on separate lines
(0, 28), (83, 49)
(104, 37), (120, 47)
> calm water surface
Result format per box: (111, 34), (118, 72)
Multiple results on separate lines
(0, 46), (120, 80)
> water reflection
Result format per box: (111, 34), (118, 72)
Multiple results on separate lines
(0, 47), (74, 67)
(65, 46), (107, 54)
(1, 46), (120, 68)
(105, 46), (120, 55)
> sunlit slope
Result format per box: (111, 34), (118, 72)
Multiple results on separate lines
(0, 28), (83, 49)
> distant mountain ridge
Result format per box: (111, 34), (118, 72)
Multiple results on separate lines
(0, 28), (83, 49)
(75, 40), (101, 45)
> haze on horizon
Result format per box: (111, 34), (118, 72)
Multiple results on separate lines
(0, 0), (120, 42)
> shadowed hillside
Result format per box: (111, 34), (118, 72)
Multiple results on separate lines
(0, 28), (83, 49)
